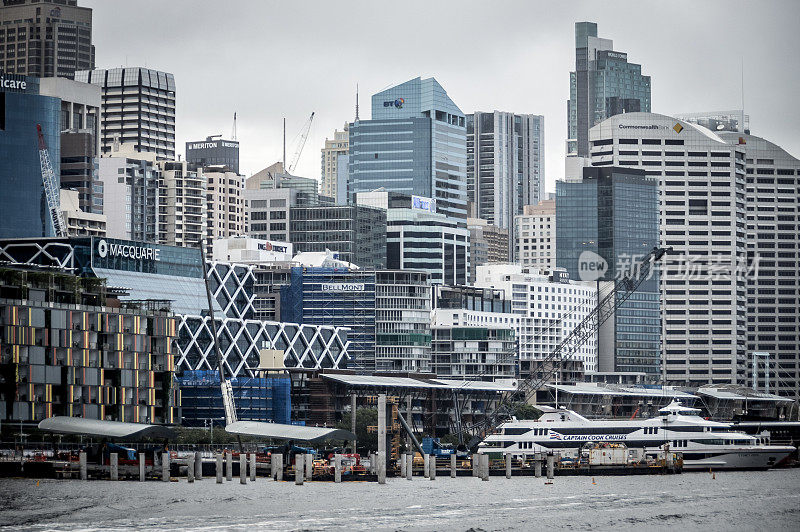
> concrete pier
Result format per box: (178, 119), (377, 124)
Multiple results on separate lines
(377, 394), (387, 485)
(399, 453), (406, 478)
(334, 454), (342, 483)
(546, 453), (555, 480)
(450, 453), (457, 478)
(110, 453), (118, 481)
(481, 454), (489, 481)
(305, 453), (313, 480)
(162, 452), (170, 482)
(534, 453), (542, 477)
(275, 454), (283, 481)
(187, 456), (195, 483)
(79, 451), (87, 480)
(505, 453), (512, 479)
(423, 454), (430, 479)
(295, 454), (304, 485)
(225, 452), (233, 481)
(430, 456), (436, 480)
(405, 453), (412, 480)
(216, 453), (223, 483)
(139, 453), (145, 482)
(195, 452), (203, 480)
(239, 454), (247, 484)
(472, 454), (478, 477)
(250, 453), (256, 482)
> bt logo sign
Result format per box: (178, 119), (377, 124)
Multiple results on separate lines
(383, 98), (404, 109)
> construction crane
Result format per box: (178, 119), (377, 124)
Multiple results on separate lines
(36, 124), (67, 238)
(287, 112), (314, 174)
(463, 246), (672, 448)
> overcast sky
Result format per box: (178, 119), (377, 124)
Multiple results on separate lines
(85, 0), (800, 193)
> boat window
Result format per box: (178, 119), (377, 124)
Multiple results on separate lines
(504, 428), (531, 436)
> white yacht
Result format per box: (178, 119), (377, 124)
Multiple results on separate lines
(477, 401), (795, 470)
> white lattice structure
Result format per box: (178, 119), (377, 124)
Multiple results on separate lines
(175, 315), (350, 378)
(207, 261), (256, 319)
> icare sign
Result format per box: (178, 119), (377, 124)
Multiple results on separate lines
(97, 239), (160, 262)
(0, 72), (28, 92)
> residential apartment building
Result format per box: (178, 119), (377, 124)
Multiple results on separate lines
(467, 111), (544, 255)
(375, 270), (431, 373)
(98, 145), (160, 242)
(348, 77), (468, 220)
(718, 131), (799, 400)
(204, 165), (245, 249)
(468, 217), (508, 283)
(75, 67), (176, 159)
(158, 160), (206, 248)
(320, 123), (348, 200)
(0, 0), (95, 79)
(589, 112), (747, 387)
(60, 188), (105, 236)
(515, 198), (556, 272)
(475, 264), (598, 378)
(568, 22), (651, 157)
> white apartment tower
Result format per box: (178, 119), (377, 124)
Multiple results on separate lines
(320, 124), (349, 200)
(203, 166), (245, 249)
(158, 160), (206, 248)
(515, 198), (556, 272)
(75, 67), (176, 159)
(718, 132), (800, 400)
(589, 112), (748, 387)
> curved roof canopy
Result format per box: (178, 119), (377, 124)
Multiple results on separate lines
(226, 421), (355, 443)
(38, 416), (176, 440)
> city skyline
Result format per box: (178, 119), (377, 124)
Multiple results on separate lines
(83, 0), (800, 193)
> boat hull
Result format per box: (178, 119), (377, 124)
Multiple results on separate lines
(680, 446), (795, 471)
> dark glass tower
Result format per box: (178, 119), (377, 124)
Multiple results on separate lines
(556, 166), (660, 378)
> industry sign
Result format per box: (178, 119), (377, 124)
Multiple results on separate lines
(257, 241), (289, 253)
(188, 141), (239, 150)
(321, 283), (365, 292)
(383, 97), (404, 109)
(0, 71), (28, 92)
(97, 239), (161, 262)
(411, 195), (436, 213)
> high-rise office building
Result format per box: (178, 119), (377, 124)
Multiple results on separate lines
(588, 112), (747, 387)
(59, 188), (105, 236)
(320, 123), (348, 200)
(75, 67), (176, 159)
(515, 198), (556, 273)
(39, 76), (101, 214)
(247, 162), (319, 206)
(676, 111), (749, 134)
(186, 137), (239, 174)
(556, 166), (661, 377)
(357, 191), (470, 285)
(467, 217), (508, 283)
(718, 131), (799, 400)
(0, 0), (94, 79)
(348, 77), (468, 220)
(0, 73), (60, 238)
(467, 111), (544, 255)
(567, 22), (651, 157)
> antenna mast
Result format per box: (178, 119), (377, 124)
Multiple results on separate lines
(282, 117), (286, 172)
(232, 112), (237, 141)
(355, 83), (360, 121)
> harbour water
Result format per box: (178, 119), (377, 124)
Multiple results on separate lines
(1, 469), (799, 531)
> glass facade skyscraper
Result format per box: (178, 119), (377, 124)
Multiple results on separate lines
(567, 22), (651, 157)
(0, 75), (61, 238)
(348, 77), (468, 220)
(556, 166), (660, 378)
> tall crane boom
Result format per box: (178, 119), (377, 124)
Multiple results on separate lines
(36, 124), (67, 238)
(466, 246), (672, 443)
(287, 112), (314, 174)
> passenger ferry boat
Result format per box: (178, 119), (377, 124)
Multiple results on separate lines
(478, 401), (795, 470)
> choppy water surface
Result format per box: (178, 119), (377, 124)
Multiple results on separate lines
(1, 469), (799, 531)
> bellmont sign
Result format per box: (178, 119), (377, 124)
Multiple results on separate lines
(321, 283), (365, 292)
(97, 239), (160, 262)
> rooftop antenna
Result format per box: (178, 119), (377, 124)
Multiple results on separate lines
(231, 112), (237, 141)
(355, 83), (360, 121)
(741, 57), (746, 132)
(282, 117), (286, 172)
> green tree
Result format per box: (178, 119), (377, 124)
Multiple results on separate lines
(512, 403), (542, 420)
(337, 407), (379, 455)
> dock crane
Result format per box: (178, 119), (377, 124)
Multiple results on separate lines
(36, 124), (67, 238)
(286, 112), (314, 174)
(463, 246), (672, 449)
